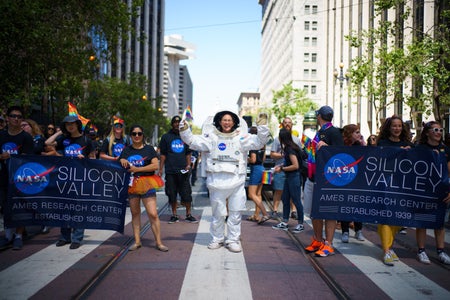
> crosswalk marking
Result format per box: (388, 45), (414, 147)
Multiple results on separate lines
(179, 207), (252, 300)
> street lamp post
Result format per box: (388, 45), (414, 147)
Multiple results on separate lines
(334, 62), (349, 128)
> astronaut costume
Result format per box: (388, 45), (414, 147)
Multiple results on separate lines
(180, 110), (269, 251)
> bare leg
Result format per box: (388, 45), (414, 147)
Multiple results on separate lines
(142, 196), (166, 249)
(129, 196), (142, 245)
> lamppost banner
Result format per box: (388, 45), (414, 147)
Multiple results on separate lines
(311, 146), (449, 229)
(5, 155), (130, 233)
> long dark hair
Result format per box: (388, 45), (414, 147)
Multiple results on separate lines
(419, 121), (443, 144)
(279, 128), (300, 152)
(377, 115), (411, 142)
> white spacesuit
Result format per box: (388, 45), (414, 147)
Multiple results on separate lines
(180, 110), (269, 252)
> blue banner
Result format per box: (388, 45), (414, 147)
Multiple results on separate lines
(5, 155), (130, 233)
(311, 146), (449, 229)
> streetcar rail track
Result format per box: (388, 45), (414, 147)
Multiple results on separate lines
(73, 201), (170, 300)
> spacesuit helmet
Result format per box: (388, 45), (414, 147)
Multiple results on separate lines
(213, 110), (240, 132)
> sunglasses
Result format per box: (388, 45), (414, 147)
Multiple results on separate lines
(431, 128), (444, 133)
(9, 114), (23, 119)
(114, 123), (123, 128)
(131, 132), (143, 136)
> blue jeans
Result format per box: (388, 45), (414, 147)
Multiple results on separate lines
(60, 227), (84, 244)
(281, 171), (304, 224)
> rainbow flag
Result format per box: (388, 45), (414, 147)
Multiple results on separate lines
(113, 115), (124, 125)
(261, 170), (273, 185)
(182, 105), (194, 122)
(68, 102), (90, 130)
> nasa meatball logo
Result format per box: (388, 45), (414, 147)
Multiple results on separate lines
(218, 143), (227, 151)
(14, 163), (55, 194)
(171, 139), (185, 153)
(324, 154), (363, 186)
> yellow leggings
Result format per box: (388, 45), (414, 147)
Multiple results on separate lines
(377, 224), (402, 252)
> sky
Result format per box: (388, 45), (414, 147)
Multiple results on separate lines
(165, 0), (262, 127)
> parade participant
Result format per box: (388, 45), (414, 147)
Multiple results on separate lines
(100, 116), (130, 161)
(339, 124), (365, 242)
(159, 116), (197, 223)
(0, 106), (34, 250)
(21, 119), (45, 154)
(272, 128), (305, 233)
(246, 126), (270, 224)
(303, 105), (344, 257)
(179, 111), (269, 252)
(45, 115), (94, 249)
(120, 125), (168, 252)
(415, 121), (450, 265)
(0, 115), (6, 131)
(376, 115), (413, 265)
(270, 117), (300, 218)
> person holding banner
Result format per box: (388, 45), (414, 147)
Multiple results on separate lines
(414, 121), (450, 265)
(303, 105), (344, 257)
(246, 126), (270, 224)
(179, 111), (269, 253)
(120, 125), (168, 252)
(45, 115), (94, 249)
(376, 115), (414, 265)
(339, 124), (365, 243)
(271, 128), (305, 233)
(100, 116), (130, 161)
(0, 106), (34, 250)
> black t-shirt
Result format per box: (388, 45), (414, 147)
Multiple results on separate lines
(120, 144), (158, 176)
(159, 130), (191, 174)
(417, 142), (450, 163)
(249, 149), (265, 166)
(0, 130), (34, 187)
(32, 134), (45, 154)
(283, 147), (302, 173)
(377, 138), (414, 148)
(100, 136), (130, 157)
(318, 126), (344, 146)
(55, 134), (93, 158)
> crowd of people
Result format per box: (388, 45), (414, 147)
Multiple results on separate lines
(1, 104), (449, 267)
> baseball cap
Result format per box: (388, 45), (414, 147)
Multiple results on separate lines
(171, 116), (181, 124)
(315, 106), (334, 121)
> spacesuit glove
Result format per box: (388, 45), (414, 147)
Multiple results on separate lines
(256, 112), (268, 126)
(179, 120), (189, 132)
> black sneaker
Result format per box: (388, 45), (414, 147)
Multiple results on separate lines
(69, 242), (81, 250)
(12, 237), (23, 250)
(290, 211), (298, 219)
(56, 240), (70, 247)
(185, 214), (199, 223)
(292, 224), (304, 233)
(169, 215), (179, 224)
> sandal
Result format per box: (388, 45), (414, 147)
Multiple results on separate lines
(258, 215), (270, 225)
(247, 215), (258, 222)
(156, 244), (169, 252)
(129, 243), (142, 251)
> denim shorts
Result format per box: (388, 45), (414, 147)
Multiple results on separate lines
(272, 172), (285, 191)
(248, 164), (264, 185)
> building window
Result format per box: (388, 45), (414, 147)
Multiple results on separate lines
(303, 69), (309, 78)
(312, 37), (317, 46)
(311, 85), (317, 94)
(311, 53), (317, 62)
(304, 53), (309, 62)
(312, 21), (318, 31)
(305, 5), (310, 15)
(311, 69), (317, 78)
(312, 5), (318, 14)
(304, 85), (309, 93)
(304, 37), (310, 46)
(304, 21), (310, 31)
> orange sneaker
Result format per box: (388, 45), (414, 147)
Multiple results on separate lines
(315, 242), (335, 257)
(305, 238), (323, 253)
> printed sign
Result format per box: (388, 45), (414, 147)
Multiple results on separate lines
(311, 146), (449, 229)
(5, 155), (130, 233)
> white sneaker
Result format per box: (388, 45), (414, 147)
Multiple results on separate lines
(439, 252), (450, 265)
(417, 251), (431, 264)
(341, 232), (349, 243)
(389, 249), (399, 261)
(355, 230), (365, 241)
(292, 224), (304, 233)
(207, 241), (223, 250)
(226, 242), (242, 253)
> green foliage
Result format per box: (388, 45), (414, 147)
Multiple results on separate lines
(347, 2), (450, 128)
(269, 82), (317, 124)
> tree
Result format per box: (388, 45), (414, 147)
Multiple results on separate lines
(268, 81), (317, 124)
(347, 1), (450, 130)
(0, 0), (143, 122)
